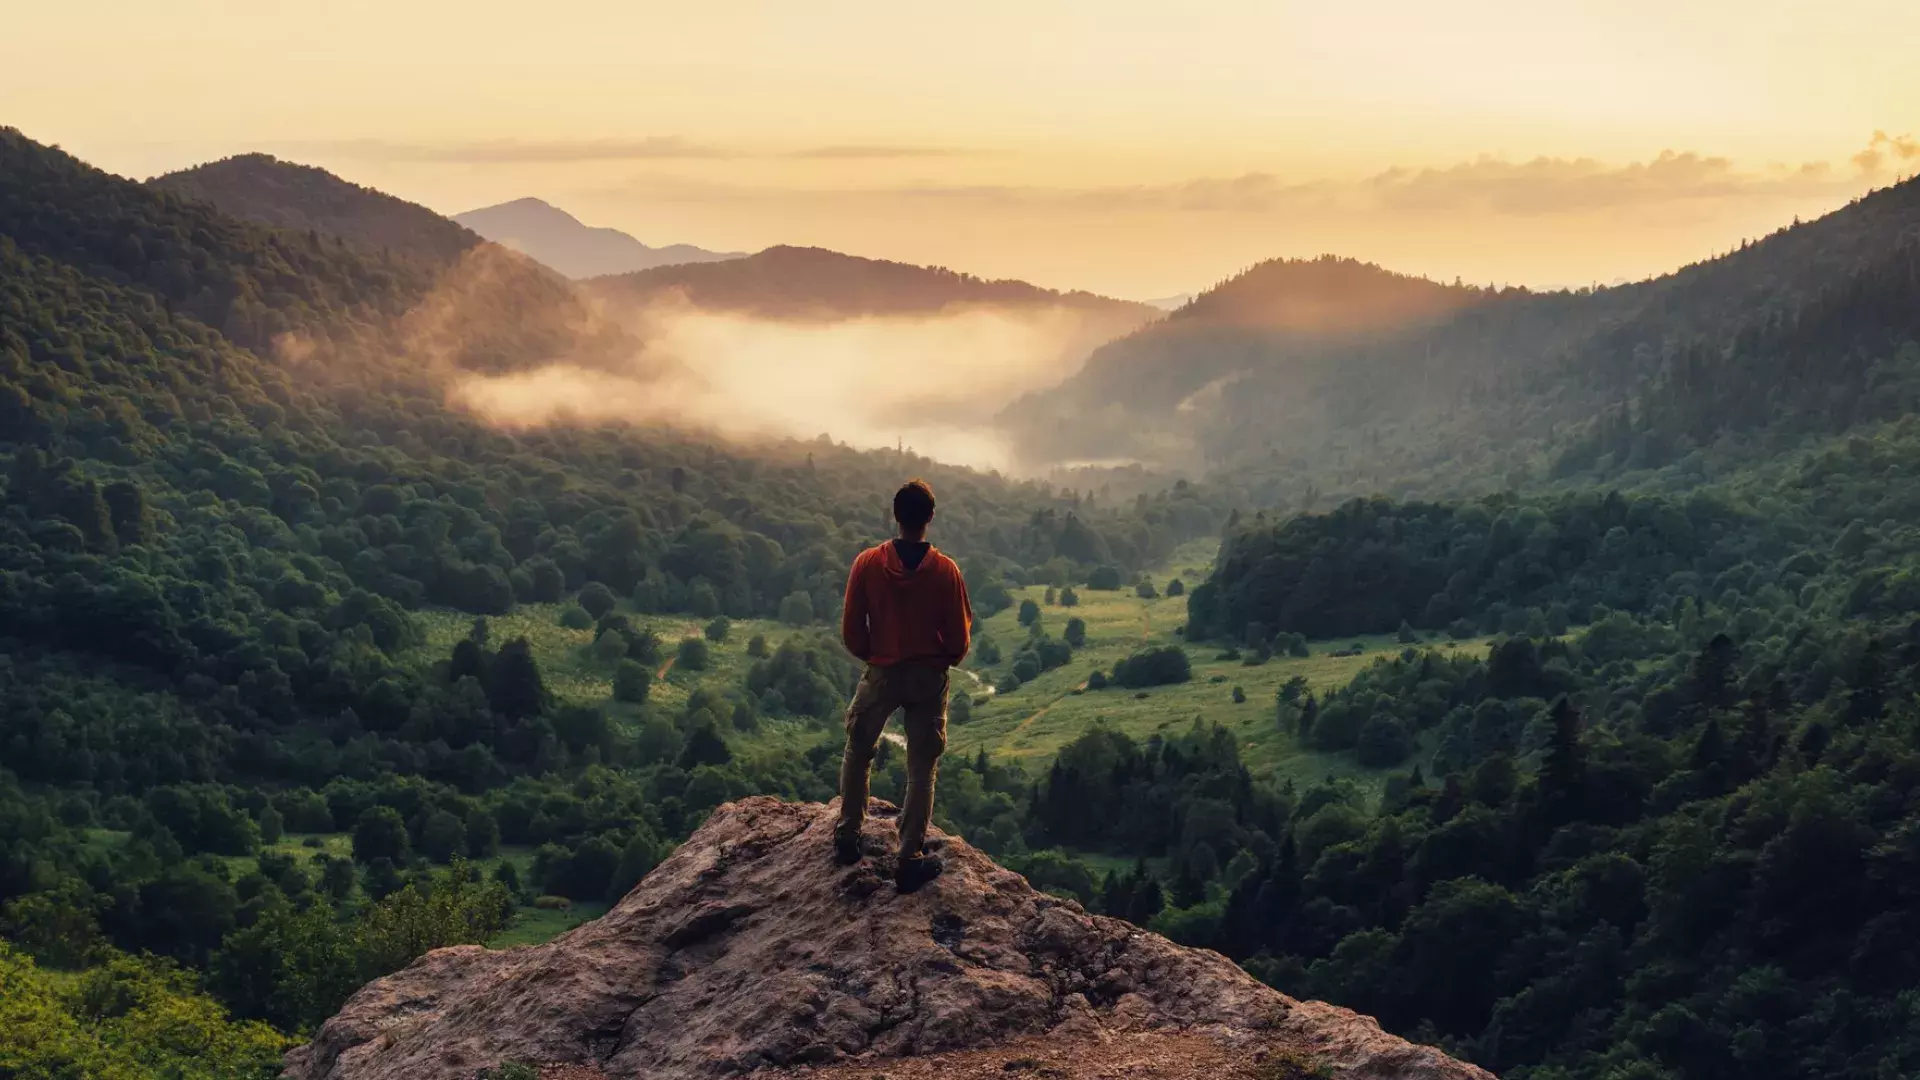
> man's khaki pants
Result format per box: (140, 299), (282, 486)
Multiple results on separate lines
(839, 662), (949, 859)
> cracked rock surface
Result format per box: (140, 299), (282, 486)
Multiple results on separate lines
(284, 797), (1492, 1080)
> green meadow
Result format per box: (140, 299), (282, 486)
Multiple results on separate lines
(947, 539), (1495, 795)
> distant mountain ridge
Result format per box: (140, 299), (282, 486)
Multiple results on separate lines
(454, 197), (743, 278)
(148, 154), (481, 266)
(590, 243), (1159, 322)
(1002, 179), (1920, 487)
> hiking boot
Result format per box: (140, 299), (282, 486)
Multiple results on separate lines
(895, 854), (944, 893)
(833, 822), (864, 866)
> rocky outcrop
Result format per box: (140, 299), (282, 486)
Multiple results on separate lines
(285, 798), (1492, 1080)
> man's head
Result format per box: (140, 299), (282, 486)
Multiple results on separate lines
(893, 478), (936, 538)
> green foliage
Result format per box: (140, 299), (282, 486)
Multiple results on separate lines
(704, 616), (732, 643)
(0, 943), (288, 1079)
(612, 659), (652, 704)
(1110, 645), (1193, 688)
(1018, 598), (1041, 627)
(676, 637), (711, 672)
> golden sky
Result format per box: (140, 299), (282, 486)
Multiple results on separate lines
(7, 0), (1918, 297)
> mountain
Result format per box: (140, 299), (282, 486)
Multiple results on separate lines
(588, 243), (1160, 324)
(285, 797), (1487, 1080)
(149, 153), (480, 266)
(1004, 180), (1920, 493)
(999, 257), (1484, 468)
(455, 197), (743, 278)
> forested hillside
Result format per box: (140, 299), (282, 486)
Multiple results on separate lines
(589, 243), (1160, 324)
(149, 154), (482, 266)
(1004, 179), (1920, 506)
(0, 128), (1221, 1072)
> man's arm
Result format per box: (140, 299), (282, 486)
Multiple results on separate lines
(941, 560), (973, 666)
(841, 551), (872, 662)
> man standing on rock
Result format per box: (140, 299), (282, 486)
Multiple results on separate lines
(837, 478), (973, 891)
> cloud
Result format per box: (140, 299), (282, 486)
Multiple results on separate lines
(314, 137), (977, 164)
(320, 136), (738, 162)
(782, 144), (972, 159)
(1852, 130), (1920, 173)
(608, 132), (1913, 219)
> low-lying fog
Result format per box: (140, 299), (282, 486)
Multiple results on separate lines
(447, 299), (1130, 472)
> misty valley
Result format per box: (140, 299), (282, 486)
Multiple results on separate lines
(4, 122), (1920, 1080)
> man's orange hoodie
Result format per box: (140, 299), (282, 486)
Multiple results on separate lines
(841, 541), (972, 667)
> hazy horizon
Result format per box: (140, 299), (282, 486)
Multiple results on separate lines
(9, 1), (1917, 299)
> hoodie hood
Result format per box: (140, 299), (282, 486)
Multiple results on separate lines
(877, 539), (935, 581)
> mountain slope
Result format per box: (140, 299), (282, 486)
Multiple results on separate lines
(148, 154), (480, 265)
(1003, 179), (1920, 491)
(589, 244), (1160, 323)
(286, 797), (1487, 1080)
(455, 197), (743, 278)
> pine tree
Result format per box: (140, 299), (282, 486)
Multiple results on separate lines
(1541, 696), (1588, 826)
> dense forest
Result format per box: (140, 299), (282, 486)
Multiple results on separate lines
(9, 119), (1920, 1080)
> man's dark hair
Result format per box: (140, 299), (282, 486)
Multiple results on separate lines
(893, 479), (936, 529)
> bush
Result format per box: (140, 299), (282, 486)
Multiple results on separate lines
(778, 591), (815, 625)
(1111, 645), (1192, 688)
(576, 582), (618, 619)
(746, 633), (769, 658)
(1063, 617), (1087, 647)
(1060, 585), (1080, 607)
(1232, 685), (1247, 703)
(1018, 599), (1041, 627)
(704, 616), (731, 643)
(1086, 669), (1108, 690)
(1136, 580), (1158, 599)
(1088, 565), (1123, 590)
(1167, 578), (1185, 597)
(1397, 619), (1419, 644)
(613, 660), (651, 703)
(557, 605), (594, 630)
(676, 637), (711, 671)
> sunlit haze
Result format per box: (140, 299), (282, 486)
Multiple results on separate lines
(8, 0), (1917, 298)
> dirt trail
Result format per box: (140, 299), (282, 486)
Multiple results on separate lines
(653, 622), (703, 680)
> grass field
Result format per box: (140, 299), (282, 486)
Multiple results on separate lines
(413, 605), (816, 729)
(948, 538), (1495, 797)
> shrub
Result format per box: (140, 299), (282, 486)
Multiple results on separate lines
(1166, 578), (1185, 597)
(704, 616), (731, 643)
(1135, 580), (1158, 599)
(746, 634), (769, 658)
(613, 660), (651, 703)
(1018, 599), (1041, 627)
(778, 590), (814, 625)
(677, 637), (711, 671)
(576, 582), (617, 619)
(1088, 566), (1123, 590)
(557, 605), (594, 630)
(1064, 617), (1087, 647)
(1111, 645), (1192, 688)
